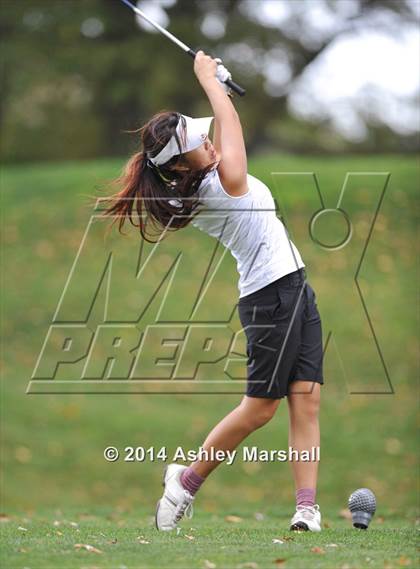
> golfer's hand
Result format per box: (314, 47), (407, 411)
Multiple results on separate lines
(194, 50), (218, 85)
(214, 58), (233, 96)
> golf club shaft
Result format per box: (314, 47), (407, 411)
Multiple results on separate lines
(119, 0), (246, 97)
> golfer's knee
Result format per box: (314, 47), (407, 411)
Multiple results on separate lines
(290, 389), (320, 421)
(242, 399), (279, 430)
(304, 397), (320, 421)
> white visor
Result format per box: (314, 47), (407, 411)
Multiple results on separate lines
(149, 114), (214, 166)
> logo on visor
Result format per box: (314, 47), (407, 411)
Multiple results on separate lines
(200, 133), (206, 141)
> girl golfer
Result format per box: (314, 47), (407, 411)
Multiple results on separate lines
(105, 51), (324, 533)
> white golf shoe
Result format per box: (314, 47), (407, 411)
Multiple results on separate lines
(290, 504), (322, 532)
(155, 464), (195, 531)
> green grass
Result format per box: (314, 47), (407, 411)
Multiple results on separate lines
(1, 508), (418, 569)
(1, 153), (419, 568)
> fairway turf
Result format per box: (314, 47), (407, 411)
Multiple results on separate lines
(1, 508), (418, 569)
(1, 154), (419, 568)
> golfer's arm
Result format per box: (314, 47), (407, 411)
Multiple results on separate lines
(201, 79), (247, 195)
(212, 117), (222, 160)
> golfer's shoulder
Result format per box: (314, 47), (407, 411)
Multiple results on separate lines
(200, 166), (250, 200)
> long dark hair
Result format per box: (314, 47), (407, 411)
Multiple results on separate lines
(102, 110), (217, 243)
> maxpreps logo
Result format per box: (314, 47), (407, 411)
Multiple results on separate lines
(27, 170), (393, 395)
(200, 133), (207, 141)
(28, 204), (251, 395)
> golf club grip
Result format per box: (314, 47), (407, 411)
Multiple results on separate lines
(188, 49), (246, 97)
(224, 78), (246, 97)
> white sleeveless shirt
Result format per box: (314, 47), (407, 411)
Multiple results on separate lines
(189, 167), (305, 298)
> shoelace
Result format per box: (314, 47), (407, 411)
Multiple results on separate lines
(296, 504), (319, 520)
(174, 492), (194, 522)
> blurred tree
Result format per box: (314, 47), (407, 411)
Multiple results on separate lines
(0, 0), (418, 162)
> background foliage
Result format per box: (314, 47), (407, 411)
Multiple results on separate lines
(1, 0), (419, 163)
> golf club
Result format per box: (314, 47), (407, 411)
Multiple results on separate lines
(119, 0), (246, 97)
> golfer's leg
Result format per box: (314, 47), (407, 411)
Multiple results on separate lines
(287, 381), (320, 490)
(190, 396), (281, 478)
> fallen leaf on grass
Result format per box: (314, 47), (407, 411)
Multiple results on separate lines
(281, 536), (294, 542)
(323, 521), (331, 528)
(184, 534), (195, 540)
(56, 531), (63, 536)
(311, 547), (325, 554)
(107, 538), (118, 544)
(398, 557), (412, 566)
(237, 562), (259, 569)
(339, 509), (352, 520)
(137, 538), (150, 544)
(326, 543), (338, 548)
(69, 521), (79, 528)
(74, 543), (103, 554)
(17, 526), (28, 531)
(204, 560), (216, 569)
(78, 512), (97, 520)
(254, 512), (265, 521)
(272, 539), (284, 544)
(225, 515), (242, 523)
(273, 559), (286, 567)
(53, 520), (61, 527)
